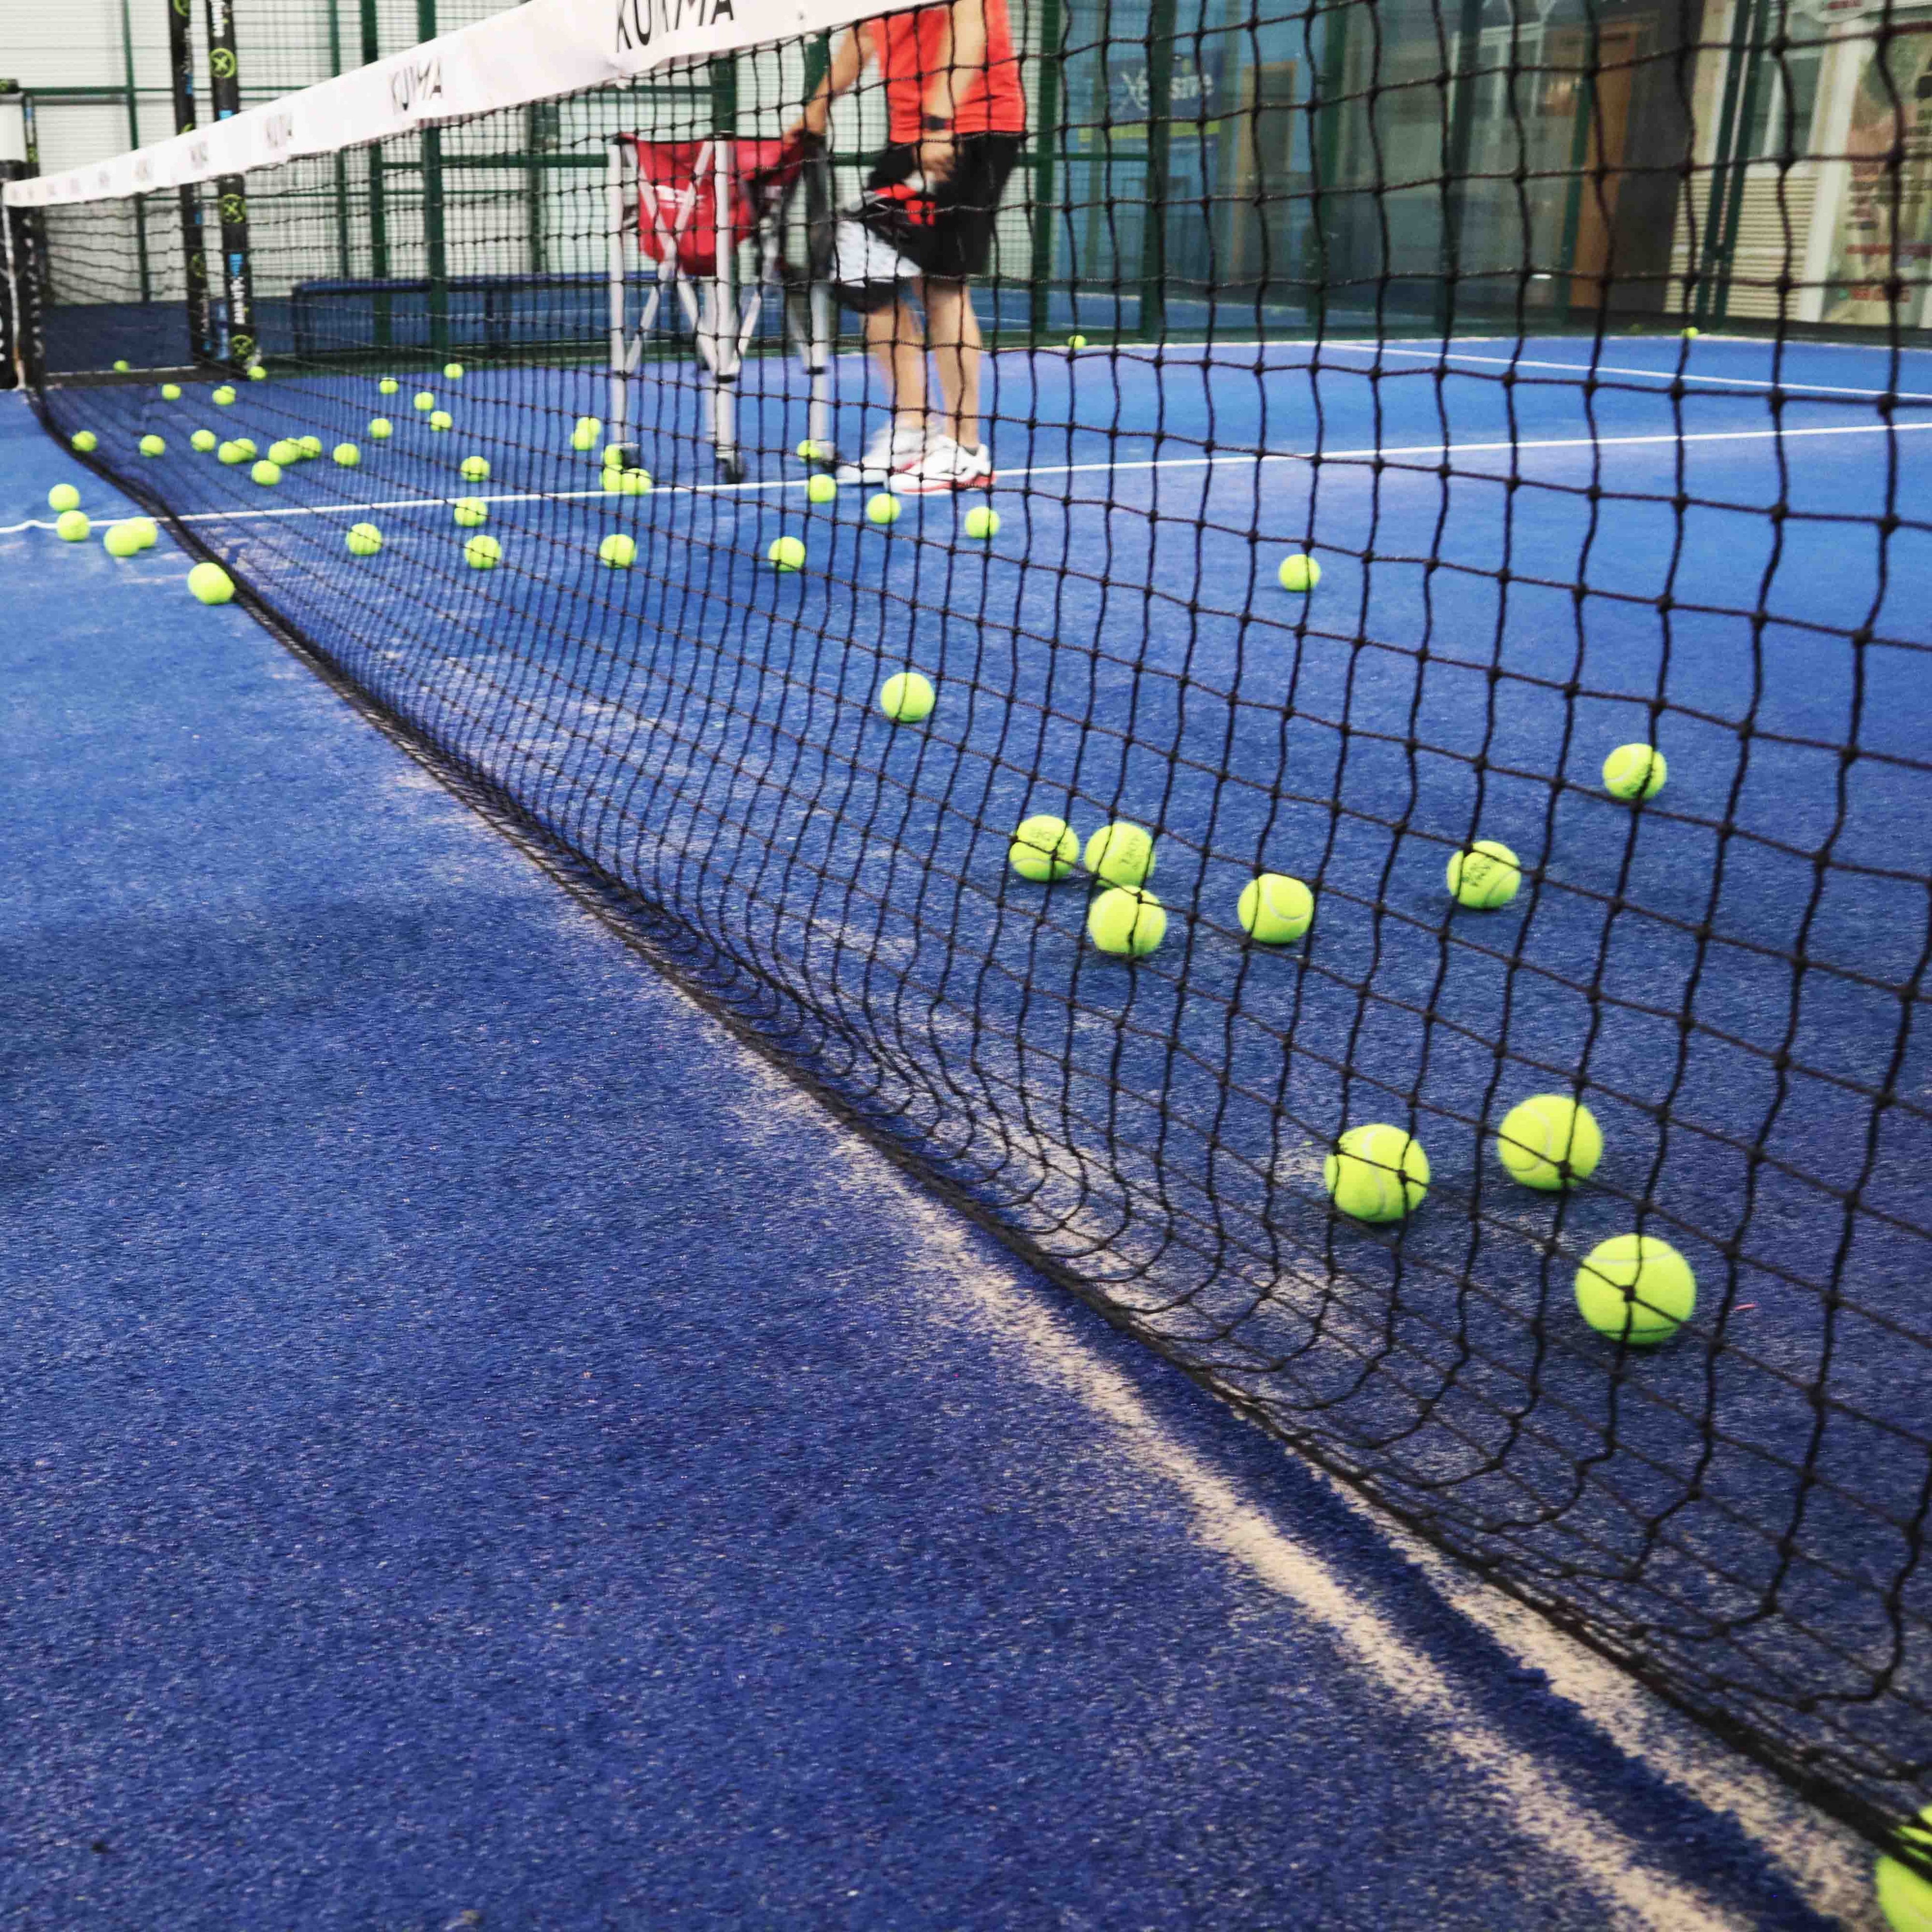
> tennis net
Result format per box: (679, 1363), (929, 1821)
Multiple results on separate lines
(7, 0), (1932, 1871)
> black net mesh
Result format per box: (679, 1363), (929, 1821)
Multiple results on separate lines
(10, 0), (1932, 1868)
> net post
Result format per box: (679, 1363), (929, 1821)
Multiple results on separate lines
(202, 0), (258, 373)
(1137, 0), (1178, 338)
(709, 57), (740, 479)
(606, 136), (629, 454)
(418, 0), (448, 360)
(360, 0), (390, 352)
(1027, 0), (1064, 340)
(166, 0), (215, 366)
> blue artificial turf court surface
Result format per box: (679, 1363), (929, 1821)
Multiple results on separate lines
(3, 329), (1925, 1925)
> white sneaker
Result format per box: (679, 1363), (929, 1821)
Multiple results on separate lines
(889, 434), (991, 495)
(835, 420), (926, 485)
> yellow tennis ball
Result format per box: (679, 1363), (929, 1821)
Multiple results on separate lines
(572, 416), (603, 450)
(296, 435), (323, 460)
(963, 506), (1000, 539)
(866, 493), (901, 526)
(1008, 814), (1079, 881)
(464, 533), (502, 570)
(767, 535), (806, 572)
(1447, 839), (1521, 909)
(113, 358), (130, 372)
(1325, 1124), (1429, 1222)
(55, 509), (91, 541)
(1876, 1806), (1932, 1932)
(1496, 1095), (1602, 1191)
(460, 454), (490, 481)
(333, 442), (361, 466)
(346, 522), (382, 556)
(619, 467), (651, 496)
(879, 671), (935, 723)
(48, 484), (79, 512)
(599, 533), (636, 568)
(1277, 553), (1320, 592)
(233, 439), (257, 458)
(139, 434), (165, 457)
(796, 438), (829, 462)
(601, 444), (627, 468)
(429, 410), (453, 432)
(188, 560), (233, 603)
(368, 417), (393, 439)
(1682, 326), (1700, 339)
(442, 361), (465, 379)
(1238, 872), (1314, 943)
(1087, 887), (1166, 956)
(191, 429), (217, 452)
(1084, 821), (1155, 890)
(129, 517), (157, 549)
(268, 439), (301, 465)
(160, 383), (182, 400)
(103, 521), (143, 558)
(1575, 1234), (1696, 1344)
(217, 440), (245, 465)
(807, 473), (837, 505)
(1067, 334), (1088, 349)
(379, 377), (400, 395)
(211, 386), (235, 406)
(71, 430), (98, 452)
(414, 390), (436, 412)
(452, 497), (488, 527)
(247, 363), (267, 380)
(252, 459), (282, 487)
(1603, 743), (1666, 800)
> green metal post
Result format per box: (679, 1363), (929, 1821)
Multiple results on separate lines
(327, 0), (351, 278)
(525, 104), (545, 276)
(419, 0), (448, 358)
(1437, 0), (1485, 336)
(1028, 0), (1064, 338)
(204, 0), (258, 371)
(363, 0), (390, 349)
(1137, 0), (1178, 337)
(166, 0), (215, 361)
(119, 0), (150, 302)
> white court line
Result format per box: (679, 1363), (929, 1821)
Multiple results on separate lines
(12, 416), (1927, 537)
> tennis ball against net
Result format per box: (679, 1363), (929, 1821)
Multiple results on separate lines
(1009, 815), (1079, 881)
(103, 521), (143, 558)
(211, 386), (235, 406)
(128, 517), (157, 550)
(296, 435), (323, 460)
(160, 383), (182, 400)
(1087, 887), (1166, 956)
(879, 672), (935, 723)
(767, 535), (806, 572)
(139, 434), (165, 457)
(807, 474), (837, 505)
(1603, 743), (1667, 800)
(866, 493), (901, 526)
(191, 430), (217, 453)
(443, 361), (465, 380)
(963, 506), (1000, 539)
(346, 523), (382, 556)
(429, 410), (454, 432)
(414, 390), (437, 412)
(464, 534), (502, 571)
(333, 443), (361, 466)
(599, 533), (636, 568)
(71, 430), (98, 452)
(1238, 872), (1314, 944)
(460, 455), (491, 481)
(369, 418), (393, 440)
(188, 561), (233, 603)
(1277, 553), (1320, 592)
(252, 459), (282, 487)
(452, 498), (489, 528)
(1496, 1095), (1602, 1191)
(1574, 1234), (1695, 1344)
(1447, 839), (1520, 909)
(217, 441), (245, 465)
(55, 509), (90, 541)
(1085, 821), (1155, 890)
(1325, 1124), (1430, 1222)
(268, 439), (301, 465)
(1876, 1805), (1932, 1932)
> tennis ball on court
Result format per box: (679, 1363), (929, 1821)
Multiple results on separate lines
(796, 438), (830, 462)
(1575, 1234), (1696, 1344)
(191, 429), (217, 452)
(452, 497), (488, 527)
(212, 385), (236, 406)
(55, 509), (90, 541)
(188, 560), (234, 604)
(369, 417), (393, 440)
(333, 442), (361, 466)
(415, 390), (436, 412)
(460, 454), (490, 481)
(1238, 872), (1314, 944)
(1067, 334), (1088, 349)
(103, 521), (143, 558)
(1876, 1807), (1932, 1932)
(233, 439), (257, 459)
(129, 517), (157, 549)
(1009, 814), (1079, 881)
(139, 434), (166, 457)
(806, 473), (837, 505)
(464, 533), (502, 571)
(379, 377), (400, 395)
(963, 506), (1000, 540)
(71, 430), (98, 452)
(1682, 326), (1700, 340)
(252, 459), (282, 487)
(1087, 887), (1166, 957)
(268, 439), (301, 466)
(247, 364), (267, 381)
(571, 416), (602, 451)
(619, 467), (652, 496)
(1326, 1125), (1430, 1222)
(599, 533), (637, 568)
(767, 535), (806, 572)
(879, 671), (935, 723)
(1277, 552), (1320, 592)
(296, 435), (323, 460)
(346, 523), (382, 557)
(1496, 1095), (1602, 1191)
(442, 361), (465, 380)
(1084, 821), (1155, 890)
(601, 444), (627, 469)
(429, 410), (453, 432)
(217, 440), (245, 465)
(1603, 743), (1667, 800)
(160, 382), (182, 400)
(113, 359), (130, 372)
(47, 484), (80, 512)
(1447, 839), (1521, 909)
(866, 493), (901, 526)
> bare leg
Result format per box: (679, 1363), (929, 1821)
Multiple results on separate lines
(864, 296), (928, 430)
(922, 278), (983, 449)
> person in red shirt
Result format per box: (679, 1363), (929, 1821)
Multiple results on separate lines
(789, 0), (1027, 493)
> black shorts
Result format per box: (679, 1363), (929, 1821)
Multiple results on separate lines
(833, 133), (1022, 309)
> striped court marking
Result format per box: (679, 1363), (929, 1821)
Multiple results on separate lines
(9, 414), (1928, 538)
